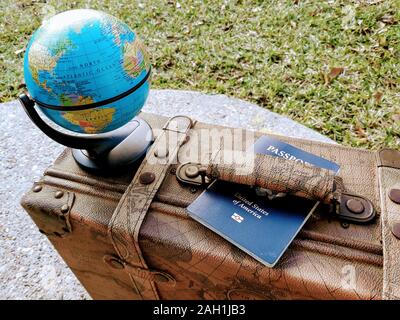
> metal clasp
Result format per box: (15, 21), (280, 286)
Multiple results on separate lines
(332, 192), (376, 223)
(176, 162), (211, 186)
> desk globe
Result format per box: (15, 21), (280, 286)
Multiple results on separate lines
(19, 9), (153, 172)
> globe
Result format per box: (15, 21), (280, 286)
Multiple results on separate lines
(23, 9), (151, 134)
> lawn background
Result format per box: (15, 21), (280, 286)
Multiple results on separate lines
(0, 0), (399, 149)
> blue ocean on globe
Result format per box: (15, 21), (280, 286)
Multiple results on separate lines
(23, 9), (151, 134)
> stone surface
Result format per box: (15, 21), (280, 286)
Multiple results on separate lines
(0, 89), (334, 300)
(144, 90), (333, 143)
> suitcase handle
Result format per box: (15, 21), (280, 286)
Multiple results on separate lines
(176, 150), (376, 223)
(205, 151), (340, 203)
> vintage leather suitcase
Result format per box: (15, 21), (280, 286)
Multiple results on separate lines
(20, 112), (400, 300)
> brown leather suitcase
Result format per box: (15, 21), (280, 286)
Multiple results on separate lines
(20, 112), (400, 300)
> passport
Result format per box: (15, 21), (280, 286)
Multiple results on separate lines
(187, 135), (340, 267)
(252, 135), (340, 172)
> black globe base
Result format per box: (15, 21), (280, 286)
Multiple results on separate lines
(18, 93), (153, 174)
(71, 118), (153, 172)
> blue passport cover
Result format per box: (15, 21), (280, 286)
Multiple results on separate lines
(187, 135), (340, 267)
(252, 135), (340, 173)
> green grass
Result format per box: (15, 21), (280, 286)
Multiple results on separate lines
(1, 0), (399, 149)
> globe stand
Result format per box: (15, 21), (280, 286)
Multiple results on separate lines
(18, 94), (153, 173)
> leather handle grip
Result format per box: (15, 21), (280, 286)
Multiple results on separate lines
(205, 151), (343, 203)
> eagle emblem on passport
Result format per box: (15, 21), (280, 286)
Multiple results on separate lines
(231, 213), (244, 223)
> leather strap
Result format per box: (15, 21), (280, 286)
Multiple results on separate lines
(108, 115), (193, 300)
(377, 149), (400, 299)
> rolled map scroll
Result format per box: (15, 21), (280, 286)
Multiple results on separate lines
(205, 150), (344, 204)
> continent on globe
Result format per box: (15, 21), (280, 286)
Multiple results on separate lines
(27, 39), (74, 88)
(62, 108), (115, 134)
(123, 39), (150, 78)
(23, 9), (151, 134)
(58, 95), (115, 133)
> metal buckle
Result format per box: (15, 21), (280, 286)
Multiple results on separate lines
(162, 115), (194, 134)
